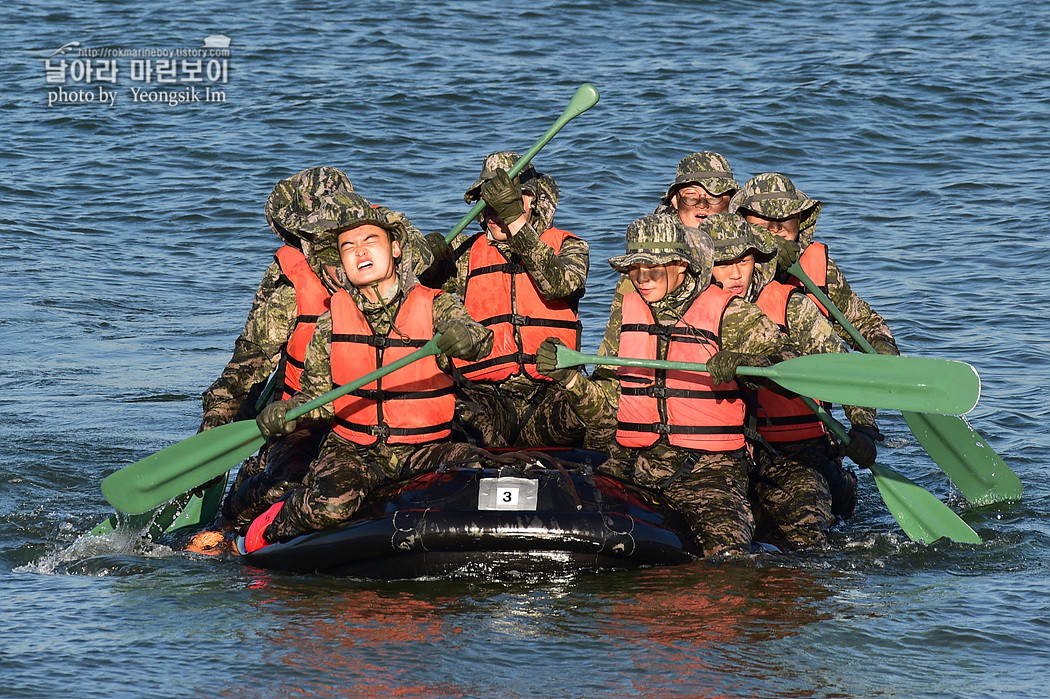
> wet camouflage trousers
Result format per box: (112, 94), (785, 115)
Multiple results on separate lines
(601, 447), (754, 557)
(750, 436), (858, 550)
(267, 434), (479, 541)
(454, 378), (587, 449)
(221, 427), (325, 531)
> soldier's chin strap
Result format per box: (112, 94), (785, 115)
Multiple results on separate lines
(370, 281), (409, 341)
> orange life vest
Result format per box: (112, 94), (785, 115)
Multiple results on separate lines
(329, 285), (454, 445)
(274, 245), (332, 400)
(753, 282), (826, 442)
(787, 241), (829, 316)
(453, 228), (581, 382)
(615, 284), (746, 452)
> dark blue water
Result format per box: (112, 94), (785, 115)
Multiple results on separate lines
(4, 1), (1050, 696)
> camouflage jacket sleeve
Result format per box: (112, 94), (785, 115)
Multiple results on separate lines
(597, 274), (633, 359)
(431, 289), (495, 368)
(719, 297), (800, 390)
(200, 262), (297, 430)
(562, 301), (626, 445)
(825, 257), (897, 352)
(503, 224), (590, 300)
(785, 292), (877, 427)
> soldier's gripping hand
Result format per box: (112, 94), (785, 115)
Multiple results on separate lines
(870, 339), (900, 356)
(436, 322), (480, 360)
(256, 400), (298, 438)
(843, 424), (883, 469)
(479, 168), (526, 225)
(773, 235), (800, 271)
(706, 351), (752, 386)
(424, 232), (450, 261)
(535, 337), (578, 386)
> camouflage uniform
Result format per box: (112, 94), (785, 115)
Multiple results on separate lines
(200, 167), (437, 433)
(704, 213), (869, 549)
(263, 195), (493, 542)
(604, 152), (741, 361)
(731, 173), (898, 353)
(421, 152), (590, 448)
(563, 214), (800, 556)
(212, 177), (439, 529)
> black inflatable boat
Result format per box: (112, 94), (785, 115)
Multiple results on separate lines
(236, 449), (701, 578)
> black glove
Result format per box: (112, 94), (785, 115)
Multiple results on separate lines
(706, 351), (752, 385)
(535, 337), (578, 386)
(423, 232), (450, 261)
(843, 424), (883, 469)
(436, 322), (478, 360)
(256, 400), (297, 438)
(773, 235), (800, 271)
(479, 168), (526, 224)
(871, 339), (900, 356)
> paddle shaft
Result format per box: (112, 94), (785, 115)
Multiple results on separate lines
(443, 83), (599, 244)
(286, 335), (442, 422)
(786, 261), (875, 352)
(554, 346), (979, 415)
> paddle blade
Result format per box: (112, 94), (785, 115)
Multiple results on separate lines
(902, 411), (1022, 505)
(868, 464), (981, 545)
(102, 420), (265, 514)
(758, 353), (981, 415)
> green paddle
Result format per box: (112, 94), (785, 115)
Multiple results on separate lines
(90, 369), (282, 537)
(787, 261), (1022, 505)
(554, 346), (981, 416)
(799, 396), (981, 545)
(442, 82), (600, 244)
(102, 336), (444, 515)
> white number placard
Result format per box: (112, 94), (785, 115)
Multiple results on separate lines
(478, 476), (538, 511)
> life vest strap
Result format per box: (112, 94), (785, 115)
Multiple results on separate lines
(620, 385), (743, 400)
(467, 261), (526, 278)
(620, 322), (718, 344)
(332, 333), (428, 349)
(334, 418), (454, 439)
(478, 313), (580, 331)
(617, 421), (745, 436)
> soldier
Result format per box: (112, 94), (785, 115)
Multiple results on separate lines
(240, 191), (492, 551)
(655, 150), (741, 226)
(188, 169), (439, 551)
(704, 213), (878, 549)
(199, 167), (437, 434)
(422, 151), (589, 448)
(535, 213), (799, 556)
(603, 151), (743, 368)
(733, 173), (899, 356)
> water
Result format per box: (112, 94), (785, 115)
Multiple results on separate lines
(4, 0), (1050, 696)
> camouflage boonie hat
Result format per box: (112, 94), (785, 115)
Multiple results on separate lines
(732, 173), (820, 226)
(463, 151), (540, 203)
(660, 151), (741, 206)
(264, 166), (354, 245)
(701, 213), (778, 263)
(609, 213), (706, 275)
(301, 191), (401, 267)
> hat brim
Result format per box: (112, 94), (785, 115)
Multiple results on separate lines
(738, 197), (820, 222)
(609, 250), (698, 274)
(660, 177), (742, 207)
